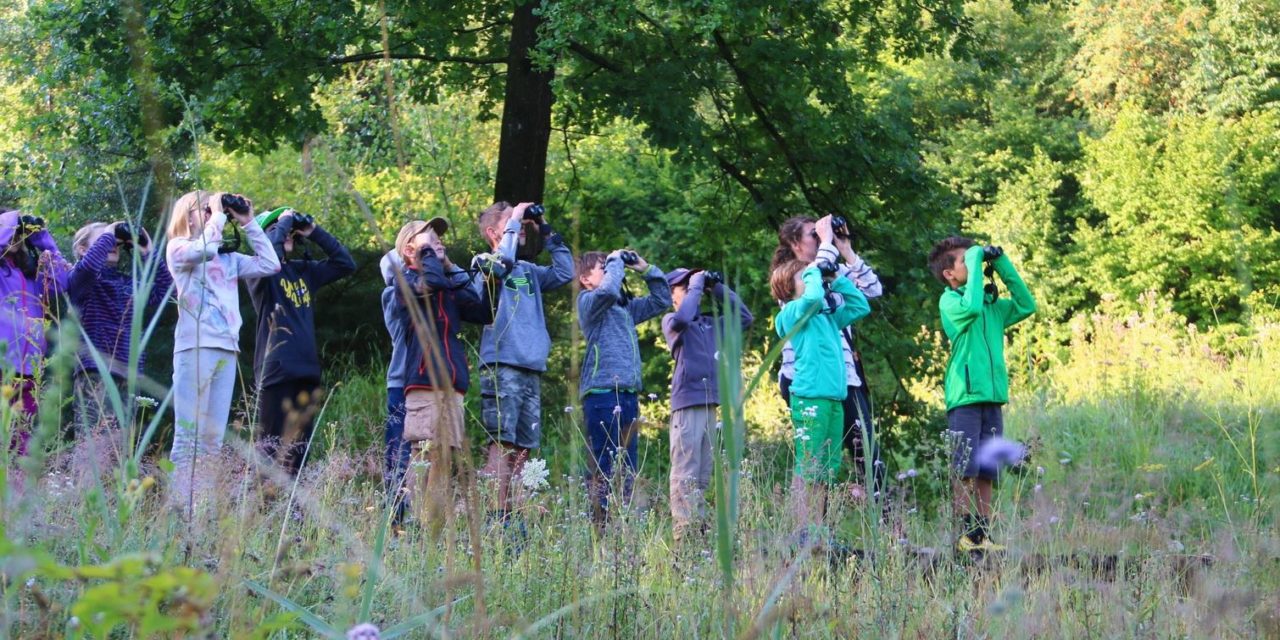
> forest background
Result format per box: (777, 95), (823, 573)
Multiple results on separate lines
(4, 0), (1277, 463)
(0, 0), (1278, 636)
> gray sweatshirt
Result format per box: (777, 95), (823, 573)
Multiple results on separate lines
(577, 257), (671, 396)
(475, 215), (575, 371)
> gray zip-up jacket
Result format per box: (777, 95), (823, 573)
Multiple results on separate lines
(577, 257), (671, 396)
(475, 215), (574, 371)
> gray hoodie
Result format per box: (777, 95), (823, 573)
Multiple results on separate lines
(475, 214), (574, 371)
(577, 257), (671, 396)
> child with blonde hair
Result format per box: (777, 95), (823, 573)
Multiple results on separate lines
(165, 191), (279, 512)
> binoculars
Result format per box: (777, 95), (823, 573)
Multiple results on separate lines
(292, 212), (315, 229)
(830, 215), (850, 239)
(113, 223), (150, 248)
(703, 270), (724, 286)
(982, 245), (1004, 261)
(523, 204), (546, 221)
(18, 215), (45, 235)
(620, 250), (641, 266)
(221, 193), (251, 215)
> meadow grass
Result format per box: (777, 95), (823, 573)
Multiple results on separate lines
(2, 293), (1277, 638)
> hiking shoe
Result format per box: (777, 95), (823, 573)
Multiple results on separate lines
(977, 537), (1006, 552)
(956, 534), (983, 553)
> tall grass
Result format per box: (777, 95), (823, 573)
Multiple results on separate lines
(3, 287), (1277, 637)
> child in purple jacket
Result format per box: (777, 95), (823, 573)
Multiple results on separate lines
(662, 268), (752, 541)
(0, 210), (71, 455)
(68, 220), (173, 440)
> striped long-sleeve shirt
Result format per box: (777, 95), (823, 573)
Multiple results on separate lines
(67, 232), (174, 376)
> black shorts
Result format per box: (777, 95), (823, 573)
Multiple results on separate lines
(946, 403), (1004, 480)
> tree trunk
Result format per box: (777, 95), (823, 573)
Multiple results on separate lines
(493, 0), (555, 205)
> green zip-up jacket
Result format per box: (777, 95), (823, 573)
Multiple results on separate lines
(940, 246), (1037, 410)
(775, 267), (871, 401)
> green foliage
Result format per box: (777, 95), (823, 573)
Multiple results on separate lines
(2, 543), (217, 638)
(1076, 107), (1280, 325)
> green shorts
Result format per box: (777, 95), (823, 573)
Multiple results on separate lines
(790, 396), (844, 484)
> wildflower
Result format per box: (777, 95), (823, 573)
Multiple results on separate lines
(906, 468), (917, 478)
(612, 405), (622, 415)
(975, 437), (1026, 470)
(647, 393), (658, 401)
(520, 458), (550, 491)
(135, 395), (158, 408)
(347, 623), (381, 640)
(795, 427), (811, 442)
(1033, 484), (1042, 493)
(1036, 466), (1045, 476)
(1134, 493), (1144, 501)
(564, 406), (573, 413)
(896, 471), (907, 481)
(25, 578), (35, 588)
(68, 617), (80, 629)
(1048, 516), (1059, 524)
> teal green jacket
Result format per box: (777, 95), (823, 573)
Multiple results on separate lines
(940, 246), (1037, 410)
(775, 267), (871, 401)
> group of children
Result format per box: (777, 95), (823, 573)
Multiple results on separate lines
(375, 201), (750, 536)
(2, 193), (1035, 550)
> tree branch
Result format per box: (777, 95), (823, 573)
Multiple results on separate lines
(326, 51), (505, 65)
(714, 153), (766, 205)
(711, 30), (835, 215)
(567, 41), (623, 72)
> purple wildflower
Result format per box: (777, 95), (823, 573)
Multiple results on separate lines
(974, 437), (1026, 471)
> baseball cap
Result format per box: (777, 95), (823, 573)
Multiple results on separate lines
(254, 206), (291, 229)
(426, 216), (449, 236)
(665, 268), (693, 287)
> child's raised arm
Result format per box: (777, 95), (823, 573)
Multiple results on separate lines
(775, 267), (825, 337)
(993, 254), (1037, 328)
(627, 264), (672, 325)
(718, 283), (754, 332)
(167, 210), (225, 271)
(828, 276), (870, 329)
(233, 218), (282, 279)
(533, 224), (575, 291)
(578, 254), (625, 322)
(665, 271), (707, 335)
(938, 245), (985, 334)
(68, 232), (117, 300)
(303, 225), (357, 290)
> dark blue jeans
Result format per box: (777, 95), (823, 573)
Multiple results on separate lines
(584, 389), (640, 516)
(384, 387), (409, 523)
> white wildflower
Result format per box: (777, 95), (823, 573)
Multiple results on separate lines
(647, 393), (658, 401)
(906, 468), (917, 478)
(520, 458), (550, 491)
(135, 395), (157, 408)
(563, 406), (574, 413)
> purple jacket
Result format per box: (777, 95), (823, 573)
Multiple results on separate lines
(0, 210), (71, 376)
(67, 232), (173, 376)
(661, 272), (754, 411)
